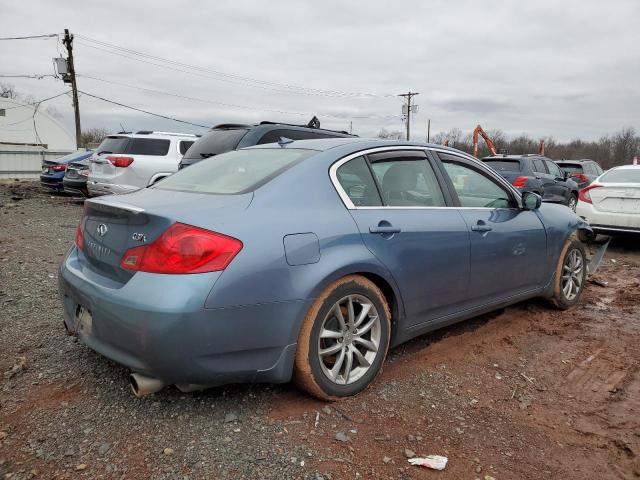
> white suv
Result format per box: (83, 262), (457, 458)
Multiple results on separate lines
(87, 131), (198, 196)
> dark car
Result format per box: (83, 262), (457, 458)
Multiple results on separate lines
(40, 151), (93, 192)
(178, 119), (355, 169)
(555, 159), (604, 189)
(63, 158), (92, 196)
(482, 154), (580, 211)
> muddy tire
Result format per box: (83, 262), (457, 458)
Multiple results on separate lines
(293, 275), (391, 401)
(550, 238), (587, 310)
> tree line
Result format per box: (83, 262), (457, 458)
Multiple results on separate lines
(378, 127), (639, 169)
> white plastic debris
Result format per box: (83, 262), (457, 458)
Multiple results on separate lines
(408, 455), (448, 470)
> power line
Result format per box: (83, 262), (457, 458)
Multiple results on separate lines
(75, 34), (397, 99)
(77, 74), (400, 120)
(0, 34), (59, 41)
(77, 90), (211, 129)
(0, 74), (56, 79)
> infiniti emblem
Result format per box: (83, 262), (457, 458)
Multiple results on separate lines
(96, 224), (108, 237)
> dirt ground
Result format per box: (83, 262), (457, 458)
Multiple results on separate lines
(0, 180), (638, 480)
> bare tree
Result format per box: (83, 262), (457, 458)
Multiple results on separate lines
(0, 83), (18, 99)
(377, 128), (405, 140)
(81, 127), (110, 147)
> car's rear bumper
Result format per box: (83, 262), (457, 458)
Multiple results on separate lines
(58, 247), (307, 386)
(40, 175), (63, 189)
(576, 202), (640, 233)
(87, 180), (139, 196)
(63, 177), (88, 196)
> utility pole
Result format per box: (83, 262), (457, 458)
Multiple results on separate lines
(398, 92), (419, 140)
(62, 29), (82, 149)
(349, 121), (353, 135)
(427, 119), (431, 142)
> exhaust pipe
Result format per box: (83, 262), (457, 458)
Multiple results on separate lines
(129, 373), (165, 397)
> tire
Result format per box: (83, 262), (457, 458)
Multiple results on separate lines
(293, 275), (391, 401)
(568, 193), (578, 212)
(549, 239), (587, 310)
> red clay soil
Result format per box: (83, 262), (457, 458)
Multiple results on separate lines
(266, 251), (640, 479)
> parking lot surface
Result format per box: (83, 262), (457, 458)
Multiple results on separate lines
(1, 181), (639, 479)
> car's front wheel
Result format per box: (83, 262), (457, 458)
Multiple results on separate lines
(293, 275), (391, 400)
(550, 238), (587, 309)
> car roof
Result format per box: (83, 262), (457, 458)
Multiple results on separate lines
(109, 131), (199, 140)
(211, 121), (353, 137)
(243, 137), (476, 156)
(609, 164), (640, 170)
(556, 159), (594, 163)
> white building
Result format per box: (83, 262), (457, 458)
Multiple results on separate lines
(0, 97), (77, 178)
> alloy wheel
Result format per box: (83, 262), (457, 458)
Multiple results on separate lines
(562, 248), (584, 300)
(568, 196), (577, 212)
(317, 294), (381, 385)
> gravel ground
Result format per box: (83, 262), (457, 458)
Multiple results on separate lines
(1, 180), (639, 479)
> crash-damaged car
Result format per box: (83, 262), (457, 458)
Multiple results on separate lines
(58, 138), (600, 400)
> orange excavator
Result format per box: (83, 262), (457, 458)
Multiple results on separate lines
(442, 125), (545, 157)
(472, 124), (497, 158)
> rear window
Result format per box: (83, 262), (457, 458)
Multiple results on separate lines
(257, 129), (340, 145)
(557, 163), (584, 174)
(483, 160), (522, 172)
(183, 129), (248, 159)
(95, 136), (170, 156)
(154, 148), (315, 194)
(599, 169), (640, 183)
(179, 141), (195, 155)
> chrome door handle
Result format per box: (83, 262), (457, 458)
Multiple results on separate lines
(369, 225), (401, 234)
(471, 224), (492, 232)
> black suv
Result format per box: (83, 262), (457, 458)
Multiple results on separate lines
(554, 159), (603, 189)
(482, 154), (580, 211)
(179, 119), (355, 169)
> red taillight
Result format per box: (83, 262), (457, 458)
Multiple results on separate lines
(51, 164), (67, 171)
(570, 173), (589, 183)
(512, 176), (528, 188)
(120, 223), (243, 274)
(578, 184), (602, 204)
(106, 156), (134, 168)
(75, 222), (85, 251)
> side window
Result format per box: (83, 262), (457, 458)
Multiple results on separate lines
(179, 141), (195, 155)
(128, 139), (171, 156)
(441, 160), (514, 208)
(336, 156), (382, 207)
(369, 156), (446, 207)
(532, 158), (547, 173)
(545, 160), (563, 178)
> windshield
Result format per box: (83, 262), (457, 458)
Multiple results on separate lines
(557, 164), (583, 173)
(182, 129), (249, 159)
(600, 169), (640, 183)
(154, 148), (315, 194)
(483, 160), (522, 172)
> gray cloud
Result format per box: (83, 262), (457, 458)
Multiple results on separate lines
(1, 0), (639, 142)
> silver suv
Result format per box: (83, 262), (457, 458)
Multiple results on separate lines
(87, 131), (198, 196)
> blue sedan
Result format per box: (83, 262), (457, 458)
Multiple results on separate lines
(58, 138), (592, 399)
(40, 150), (93, 191)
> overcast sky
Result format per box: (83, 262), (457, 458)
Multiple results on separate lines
(2, 0), (639, 142)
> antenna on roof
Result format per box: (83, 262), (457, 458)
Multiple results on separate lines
(307, 116), (320, 129)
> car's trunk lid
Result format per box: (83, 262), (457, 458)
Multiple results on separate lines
(81, 189), (252, 283)
(590, 183), (640, 214)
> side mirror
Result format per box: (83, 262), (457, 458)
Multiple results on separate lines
(522, 191), (542, 210)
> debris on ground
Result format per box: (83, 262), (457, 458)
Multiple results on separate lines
(4, 356), (26, 379)
(408, 455), (448, 470)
